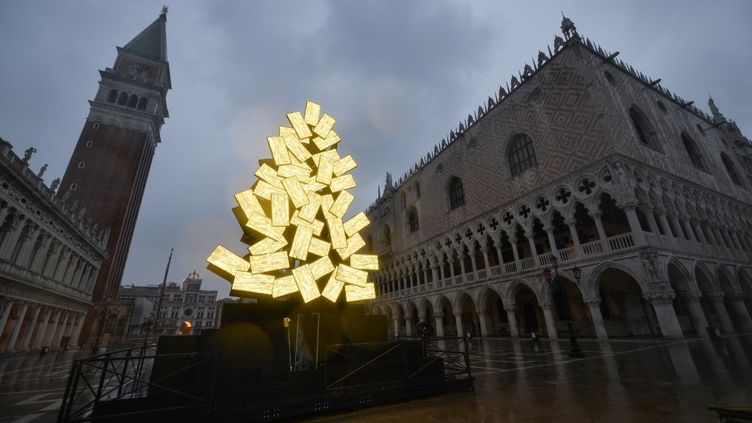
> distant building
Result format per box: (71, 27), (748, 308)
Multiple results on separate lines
(118, 271), (219, 337)
(0, 140), (107, 353)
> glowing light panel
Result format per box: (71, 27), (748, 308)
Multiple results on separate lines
(207, 101), (378, 303)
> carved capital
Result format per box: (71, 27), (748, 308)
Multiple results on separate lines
(643, 291), (676, 304)
(682, 290), (703, 301)
(583, 297), (602, 306)
(640, 248), (665, 282)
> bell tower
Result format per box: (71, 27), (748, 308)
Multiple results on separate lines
(59, 10), (171, 345)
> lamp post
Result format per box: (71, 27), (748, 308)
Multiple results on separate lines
(543, 256), (585, 358)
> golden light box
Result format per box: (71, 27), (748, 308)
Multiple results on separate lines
(207, 101), (377, 303)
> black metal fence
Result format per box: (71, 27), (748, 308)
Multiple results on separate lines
(58, 338), (472, 422)
(57, 344), (215, 422)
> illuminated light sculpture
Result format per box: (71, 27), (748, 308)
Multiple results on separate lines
(207, 101), (378, 303)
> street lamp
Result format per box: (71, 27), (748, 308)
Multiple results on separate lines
(542, 257), (585, 358)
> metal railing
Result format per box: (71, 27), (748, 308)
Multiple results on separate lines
(58, 344), (215, 422)
(323, 337), (472, 392)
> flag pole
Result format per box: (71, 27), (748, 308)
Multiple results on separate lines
(145, 248), (173, 347)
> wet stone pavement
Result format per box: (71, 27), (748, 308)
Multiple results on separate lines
(1, 335), (752, 422)
(316, 334), (752, 422)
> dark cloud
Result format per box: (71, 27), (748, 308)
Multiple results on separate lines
(1, 1), (750, 298)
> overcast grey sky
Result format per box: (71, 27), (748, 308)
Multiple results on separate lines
(1, 1), (750, 298)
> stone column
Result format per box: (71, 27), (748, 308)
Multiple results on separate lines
(526, 235), (539, 266)
(20, 305), (42, 351)
(541, 304), (558, 339)
(438, 259), (447, 280)
(645, 294), (683, 339)
(0, 301), (13, 339)
(683, 291), (709, 338)
(623, 205), (647, 244)
(705, 227), (719, 247)
(33, 308), (53, 350)
(404, 317), (414, 337)
(668, 214), (685, 239)
(0, 215), (26, 259)
(707, 293), (735, 335)
(69, 314), (84, 348)
(44, 309), (62, 348)
(545, 228), (559, 258)
(566, 219), (584, 258)
(392, 318), (400, 338)
(468, 250), (479, 275)
(642, 207), (659, 234)
(0, 203), (11, 228)
(433, 313), (445, 337)
(454, 311), (465, 338)
(5, 302), (29, 353)
(458, 253), (468, 282)
(511, 240), (522, 270)
(53, 311), (71, 347)
(714, 228), (730, 249)
(505, 306), (519, 337)
(477, 310), (489, 337)
(13, 225), (38, 265)
(42, 242), (61, 277)
(29, 235), (52, 272)
(728, 294), (752, 332)
(656, 210), (674, 238)
(585, 299), (608, 340)
(495, 244), (505, 271)
(691, 220), (708, 244)
(680, 218), (697, 242)
(422, 266), (429, 285)
(430, 264), (439, 283)
(53, 249), (72, 281)
(448, 254), (457, 281)
(481, 248), (490, 272)
(593, 213), (610, 253)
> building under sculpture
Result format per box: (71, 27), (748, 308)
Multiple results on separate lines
(364, 16), (752, 341)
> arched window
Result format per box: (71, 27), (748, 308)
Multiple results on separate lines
(721, 153), (744, 185)
(128, 94), (138, 108)
(407, 207), (419, 233)
(681, 133), (706, 171)
(448, 177), (465, 210)
(507, 134), (537, 177)
(137, 97), (148, 110)
(117, 92), (129, 105)
(383, 225), (392, 247)
(107, 89), (118, 103)
(629, 106), (661, 150)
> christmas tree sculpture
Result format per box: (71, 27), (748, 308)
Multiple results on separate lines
(207, 101), (377, 304)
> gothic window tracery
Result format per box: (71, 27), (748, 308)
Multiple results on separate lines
(407, 207), (419, 233)
(508, 134), (537, 177)
(681, 133), (707, 171)
(721, 153), (744, 186)
(448, 177), (465, 210)
(629, 106), (661, 151)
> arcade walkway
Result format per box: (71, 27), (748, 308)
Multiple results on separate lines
(317, 334), (752, 423)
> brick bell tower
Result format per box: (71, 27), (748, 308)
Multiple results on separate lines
(59, 10), (171, 346)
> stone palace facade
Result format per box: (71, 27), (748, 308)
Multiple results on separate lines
(0, 140), (107, 353)
(364, 18), (752, 341)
